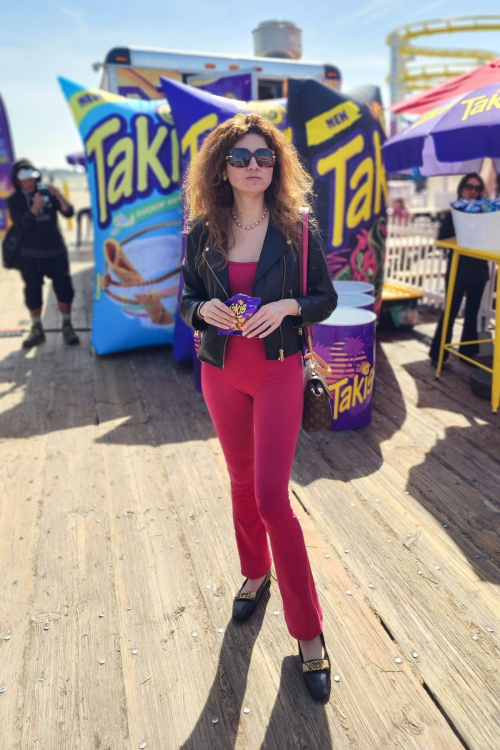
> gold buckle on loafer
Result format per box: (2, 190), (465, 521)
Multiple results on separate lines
(234, 570), (271, 601)
(235, 590), (256, 600)
(302, 658), (330, 673)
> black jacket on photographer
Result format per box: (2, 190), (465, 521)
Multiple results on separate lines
(7, 160), (74, 259)
(180, 217), (338, 369)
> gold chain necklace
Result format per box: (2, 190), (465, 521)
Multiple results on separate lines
(232, 205), (268, 230)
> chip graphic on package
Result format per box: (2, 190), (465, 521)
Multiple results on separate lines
(217, 293), (261, 336)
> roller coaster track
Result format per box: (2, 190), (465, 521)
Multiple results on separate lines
(387, 15), (500, 104)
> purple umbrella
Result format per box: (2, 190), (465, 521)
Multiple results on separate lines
(383, 83), (500, 176)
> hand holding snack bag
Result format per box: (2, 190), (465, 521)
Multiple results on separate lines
(217, 293), (261, 336)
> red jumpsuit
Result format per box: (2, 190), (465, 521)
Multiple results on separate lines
(201, 260), (323, 640)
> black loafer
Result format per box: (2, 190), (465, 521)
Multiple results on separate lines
(232, 569), (271, 622)
(299, 632), (331, 701)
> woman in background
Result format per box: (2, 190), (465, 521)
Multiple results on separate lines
(430, 172), (489, 366)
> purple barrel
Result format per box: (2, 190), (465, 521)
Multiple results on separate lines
(313, 307), (376, 430)
(337, 293), (375, 312)
(333, 280), (374, 295)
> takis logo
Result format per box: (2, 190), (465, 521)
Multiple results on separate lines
(85, 113), (179, 228)
(320, 335), (375, 420)
(312, 127), (388, 250)
(329, 367), (374, 420)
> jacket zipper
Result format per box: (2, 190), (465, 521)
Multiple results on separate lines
(278, 255), (286, 361)
(206, 258), (229, 368)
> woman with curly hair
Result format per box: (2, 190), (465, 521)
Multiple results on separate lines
(429, 172), (490, 366)
(180, 113), (337, 701)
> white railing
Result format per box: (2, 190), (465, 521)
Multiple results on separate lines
(385, 217), (444, 304)
(386, 217), (496, 327)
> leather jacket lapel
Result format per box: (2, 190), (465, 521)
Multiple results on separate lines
(205, 249), (229, 299)
(253, 220), (290, 286)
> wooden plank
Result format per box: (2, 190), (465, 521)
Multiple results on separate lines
(371, 341), (500, 566)
(2, 236), (499, 748)
(379, 328), (497, 428)
(375, 333), (500, 467)
(300, 418), (500, 642)
(18, 335), (127, 749)
(0, 436), (47, 748)
(131, 350), (464, 749)
(289, 427), (500, 749)
(94, 356), (148, 426)
(93, 355), (235, 750)
(0, 307), (60, 748)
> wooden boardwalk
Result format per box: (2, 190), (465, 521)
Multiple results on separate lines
(1, 237), (499, 749)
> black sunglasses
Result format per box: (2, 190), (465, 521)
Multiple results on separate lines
(463, 183), (482, 191)
(226, 148), (275, 168)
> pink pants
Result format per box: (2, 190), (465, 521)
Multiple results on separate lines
(202, 335), (323, 641)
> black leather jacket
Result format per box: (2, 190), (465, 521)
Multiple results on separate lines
(180, 218), (338, 369)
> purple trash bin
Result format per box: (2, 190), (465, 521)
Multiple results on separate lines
(337, 293), (375, 312)
(313, 307), (376, 430)
(333, 280), (374, 295)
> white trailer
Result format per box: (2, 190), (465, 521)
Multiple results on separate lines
(97, 46), (341, 101)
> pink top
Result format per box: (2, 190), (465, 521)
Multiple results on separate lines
(227, 260), (258, 297)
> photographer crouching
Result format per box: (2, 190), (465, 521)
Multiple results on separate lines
(7, 159), (79, 348)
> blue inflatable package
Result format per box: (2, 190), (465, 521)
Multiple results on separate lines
(59, 78), (182, 355)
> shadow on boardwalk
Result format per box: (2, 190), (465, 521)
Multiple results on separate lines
(402, 359), (500, 586)
(179, 588), (332, 750)
(0, 264), (406, 491)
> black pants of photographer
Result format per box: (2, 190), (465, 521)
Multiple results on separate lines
(430, 273), (487, 364)
(18, 251), (75, 311)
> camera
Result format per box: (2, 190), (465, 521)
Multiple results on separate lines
(36, 182), (51, 204)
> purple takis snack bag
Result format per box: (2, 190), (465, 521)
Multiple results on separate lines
(217, 293), (261, 336)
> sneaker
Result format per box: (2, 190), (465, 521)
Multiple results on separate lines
(22, 325), (45, 349)
(62, 323), (80, 346)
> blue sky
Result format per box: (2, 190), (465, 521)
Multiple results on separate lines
(2, 0), (500, 168)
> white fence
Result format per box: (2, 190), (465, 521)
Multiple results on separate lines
(386, 217), (497, 327)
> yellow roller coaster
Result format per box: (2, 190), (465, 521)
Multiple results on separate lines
(387, 15), (500, 106)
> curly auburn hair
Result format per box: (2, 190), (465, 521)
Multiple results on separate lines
(184, 113), (315, 266)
